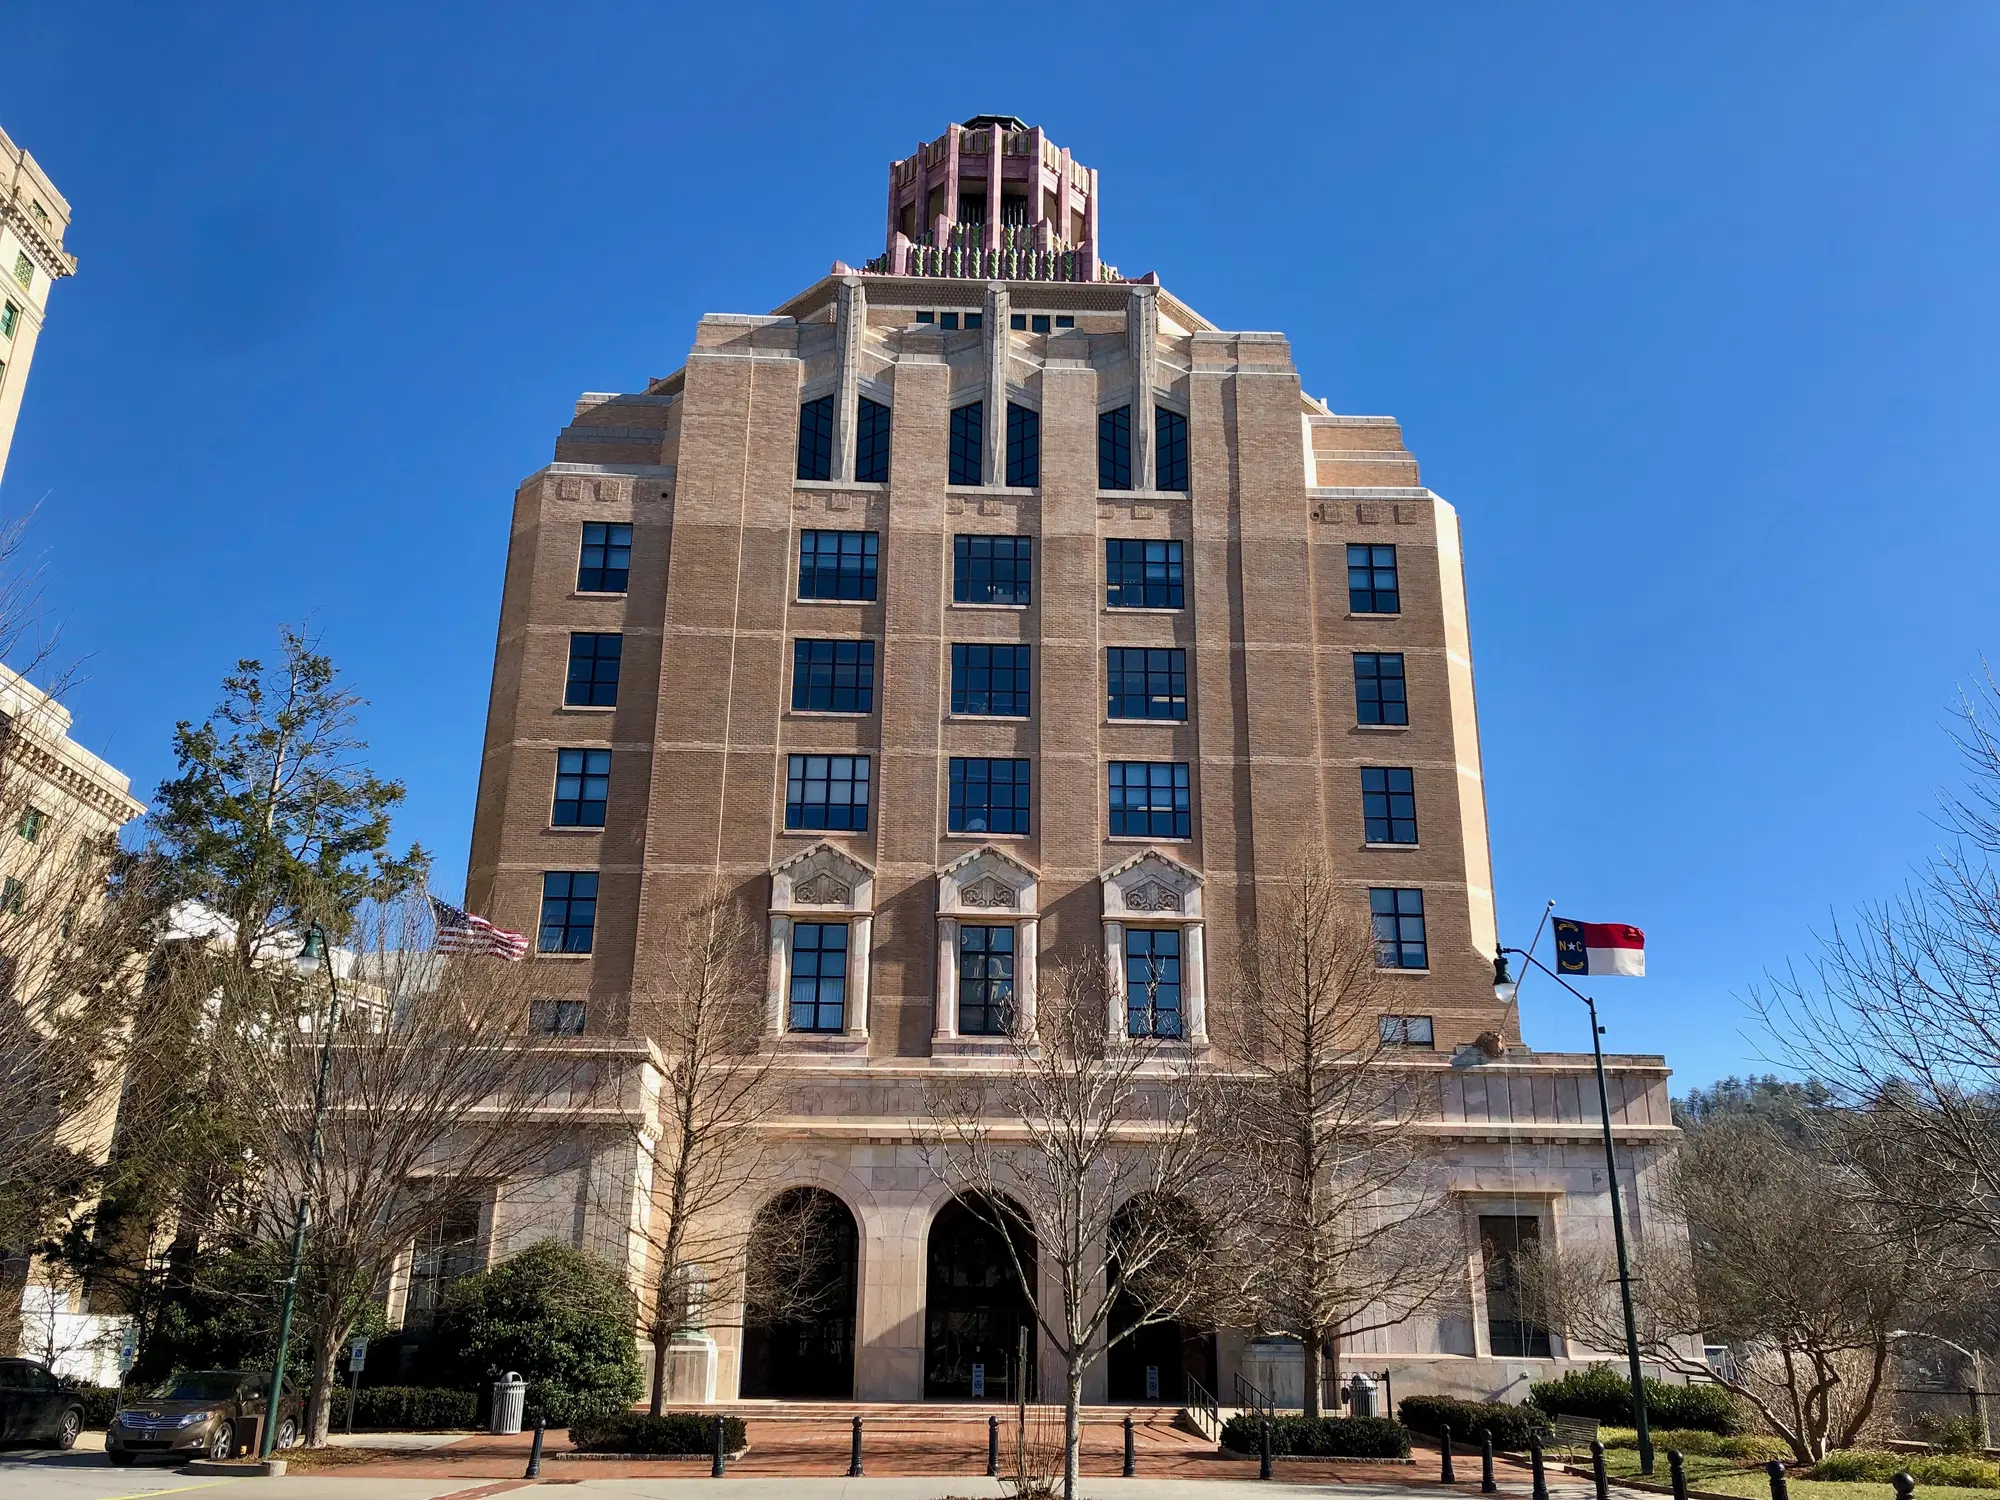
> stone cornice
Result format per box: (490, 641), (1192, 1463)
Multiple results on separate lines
(6, 732), (143, 825)
(2, 195), (75, 281)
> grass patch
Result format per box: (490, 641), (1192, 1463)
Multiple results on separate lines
(1693, 1477), (2000, 1500)
(1594, 1447), (1743, 1486)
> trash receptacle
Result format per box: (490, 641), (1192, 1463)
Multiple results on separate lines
(1345, 1372), (1379, 1418)
(490, 1372), (526, 1435)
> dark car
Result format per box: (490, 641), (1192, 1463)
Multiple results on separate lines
(105, 1370), (301, 1466)
(0, 1358), (85, 1449)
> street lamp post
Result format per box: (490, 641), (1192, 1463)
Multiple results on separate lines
(260, 922), (341, 1460)
(1494, 947), (1656, 1476)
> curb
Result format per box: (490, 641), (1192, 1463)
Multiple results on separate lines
(555, 1447), (752, 1461)
(182, 1459), (287, 1477)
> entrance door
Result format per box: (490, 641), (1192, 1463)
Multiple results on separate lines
(925, 1195), (1037, 1400)
(1479, 1214), (1553, 1357)
(739, 1188), (860, 1399)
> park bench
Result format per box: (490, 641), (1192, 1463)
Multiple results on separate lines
(1549, 1414), (1601, 1457)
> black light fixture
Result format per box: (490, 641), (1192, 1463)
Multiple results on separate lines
(1492, 951), (1518, 1006)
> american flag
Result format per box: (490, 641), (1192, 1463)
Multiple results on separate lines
(430, 895), (529, 961)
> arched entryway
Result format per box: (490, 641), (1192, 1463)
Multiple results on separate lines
(925, 1194), (1037, 1401)
(739, 1187), (860, 1399)
(1106, 1194), (1217, 1403)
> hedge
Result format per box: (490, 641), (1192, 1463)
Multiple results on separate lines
(1220, 1414), (1408, 1458)
(1530, 1365), (1743, 1435)
(1811, 1451), (2000, 1489)
(69, 1385), (123, 1428)
(329, 1385), (480, 1431)
(569, 1412), (747, 1455)
(1398, 1396), (1548, 1452)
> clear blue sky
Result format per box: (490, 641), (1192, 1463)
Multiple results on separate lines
(6, 5), (1996, 1089)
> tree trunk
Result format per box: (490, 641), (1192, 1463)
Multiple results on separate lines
(1064, 1356), (1084, 1500)
(649, 1321), (670, 1417)
(1325, 1331), (1342, 1413)
(306, 1334), (341, 1447)
(1302, 1326), (1322, 1419)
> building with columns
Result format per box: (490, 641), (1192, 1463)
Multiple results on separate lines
(0, 124), (74, 489)
(462, 116), (1682, 1408)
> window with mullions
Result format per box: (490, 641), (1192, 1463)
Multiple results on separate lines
(18, 806), (44, 843)
(1378, 1014), (1434, 1048)
(1098, 406), (1132, 490)
(1105, 539), (1183, 609)
(949, 643), (1031, 717)
(948, 757), (1031, 836)
(0, 303), (16, 340)
(1369, 887), (1427, 969)
(785, 754), (871, 831)
(798, 530), (878, 601)
(1348, 544), (1400, 614)
(564, 633), (622, 707)
(552, 749), (611, 827)
(539, 871), (599, 954)
(954, 535), (1032, 605)
(797, 395), (835, 481)
(855, 397), (892, 484)
(1106, 648), (1188, 721)
(788, 922), (849, 1032)
(1361, 767), (1418, 845)
(1155, 408), (1189, 492)
(531, 999), (588, 1036)
(949, 401), (984, 486)
(958, 925), (1014, 1036)
(1125, 928), (1183, 1038)
(1354, 652), (1408, 726)
(577, 522), (632, 593)
(1108, 761), (1191, 839)
(1006, 403), (1040, 487)
(792, 639), (875, 714)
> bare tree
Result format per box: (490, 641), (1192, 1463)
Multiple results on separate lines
(1218, 848), (1461, 1415)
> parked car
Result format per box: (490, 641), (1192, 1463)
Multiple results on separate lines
(0, 1358), (86, 1449)
(104, 1370), (301, 1465)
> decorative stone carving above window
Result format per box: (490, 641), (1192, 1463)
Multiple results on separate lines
(1099, 848), (1203, 922)
(960, 876), (1017, 909)
(1124, 880), (1181, 912)
(936, 845), (1039, 919)
(770, 841), (874, 918)
(794, 875), (853, 906)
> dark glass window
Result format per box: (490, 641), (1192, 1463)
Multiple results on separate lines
(792, 639), (875, 714)
(786, 754), (871, 831)
(1108, 762), (1191, 839)
(940, 312), (960, 331)
(958, 925), (1015, 1036)
(1006, 403), (1040, 487)
(552, 748), (611, 827)
(1009, 313), (1027, 330)
(18, 806), (44, 843)
(539, 871), (599, 954)
(1054, 315), (1074, 329)
(797, 395), (835, 481)
(1361, 767), (1418, 844)
(950, 402), (984, 486)
(855, 397), (892, 484)
(1378, 1014), (1435, 1047)
(1348, 544), (1400, 614)
(1155, 408), (1189, 492)
(965, 312), (984, 330)
(1106, 648), (1188, 721)
(1125, 928), (1183, 1038)
(1105, 539), (1183, 609)
(789, 922), (848, 1032)
(916, 310), (934, 324)
(949, 644), (1031, 717)
(1370, 888), (1427, 969)
(1481, 1216), (1554, 1357)
(949, 758), (1031, 836)
(1098, 406), (1132, 490)
(1030, 314), (1051, 334)
(798, 530), (878, 601)
(1355, 652), (1408, 726)
(577, 522), (632, 593)
(564, 633), (622, 707)
(953, 535), (1032, 605)
(531, 1000), (587, 1036)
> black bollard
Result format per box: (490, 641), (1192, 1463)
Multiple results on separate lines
(1260, 1418), (1273, 1481)
(1592, 1439), (1610, 1500)
(1442, 1424), (1457, 1484)
(1767, 1460), (1789, 1500)
(1481, 1430), (1497, 1495)
(988, 1414), (1000, 1477)
(1124, 1415), (1136, 1478)
(525, 1418), (545, 1480)
(1893, 1474), (1916, 1500)
(849, 1415), (864, 1478)
(1530, 1432), (1549, 1500)
(1669, 1451), (1688, 1500)
(711, 1415), (725, 1478)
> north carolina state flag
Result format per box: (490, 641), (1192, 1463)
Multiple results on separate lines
(1553, 918), (1645, 977)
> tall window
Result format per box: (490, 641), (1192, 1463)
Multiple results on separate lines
(854, 396), (892, 483)
(1480, 1216), (1553, 1357)
(404, 1198), (483, 1327)
(958, 925), (1014, 1036)
(531, 1000), (588, 1036)
(552, 749), (611, 827)
(1347, 544), (1400, 614)
(954, 535), (1032, 605)
(1108, 762), (1191, 839)
(577, 522), (632, 593)
(949, 758), (1031, 836)
(1125, 928), (1183, 1038)
(950, 644), (1031, 717)
(17, 806), (44, 843)
(792, 639), (875, 713)
(1105, 539), (1183, 609)
(949, 401), (984, 485)
(1379, 1014), (1435, 1047)
(0, 303), (17, 339)
(1098, 406), (1131, 490)
(1369, 888), (1427, 969)
(1354, 652), (1408, 726)
(1155, 408), (1189, 492)
(789, 922), (848, 1032)
(786, 755), (871, 831)
(539, 872), (599, 953)
(1361, 767), (1418, 844)
(797, 395), (835, 481)
(1006, 403), (1040, 487)
(564, 633), (622, 707)
(1107, 648), (1188, 721)
(798, 530), (878, 600)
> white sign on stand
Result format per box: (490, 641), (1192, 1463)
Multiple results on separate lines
(348, 1338), (368, 1372)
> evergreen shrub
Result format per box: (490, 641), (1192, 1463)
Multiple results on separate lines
(1397, 1396), (1548, 1451)
(1219, 1414), (1409, 1457)
(569, 1412), (746, 1455)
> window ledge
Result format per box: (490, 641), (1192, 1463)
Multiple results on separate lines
(779, 827), (872, 838)
(951, 602), (1032, 612)
(570, 591), (629, 601)
(793, 596), (877, 607)
(1353, 723), (1411, 732)
(946, 713), (1032, 724)
(1377, 967), (1432, 977)
(1096, 490), (1190, 502)
(1347, 612), (1404, 621)
(944, 831), (1031, 841)
(558, 704), (617, 714)
(1104, 717), (1191, 726)
(1363, 842), (1422, 851)
(1106, 835), (1192, 845)
(1104, 606), (1187, 615)
(534, 951), (594, 962)
(947, 485), (1040, 498)
(545, 825), (605, 835)
(786, 710), (874, 720)
(794, 479), (889, 492)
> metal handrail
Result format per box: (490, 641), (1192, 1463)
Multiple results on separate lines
(1233, 1371), (1275, 1419)
(1184, 1375), (1222, 1443)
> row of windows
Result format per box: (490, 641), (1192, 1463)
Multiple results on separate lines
(798, 395), (893, 484)
(912, 311), (1078, 334)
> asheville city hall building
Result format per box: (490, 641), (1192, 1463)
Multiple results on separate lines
(462, 117), (1679, 1408)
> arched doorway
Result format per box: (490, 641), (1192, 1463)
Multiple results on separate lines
(925, 1194), (1037, 1401)
(1105, 1194), (1216, 1403)
(739, 1187), (859, 1399)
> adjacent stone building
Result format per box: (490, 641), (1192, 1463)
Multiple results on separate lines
(0, 124), (74, 489)
(464, 116), (1680, 1408)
